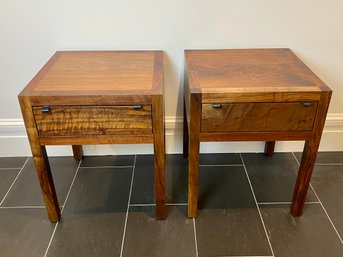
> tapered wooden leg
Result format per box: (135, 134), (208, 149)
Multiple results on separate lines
(291, 92), (331, 216)
(291, 140), (318, 216)
(152, 95), (166, 219)
(72, 145), (83, 160)
(183, 100), (189, 158)
(264, 141), (275, 157)
(18, 97), (60, 222)
(33, 146), (61, 221)
(188, 94), (201, 218)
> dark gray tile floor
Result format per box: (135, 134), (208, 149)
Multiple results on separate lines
(0, 152), (342, 257)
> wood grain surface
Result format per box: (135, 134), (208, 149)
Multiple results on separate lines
(201, 102), (318, 132)
(185, 49), (331, 95)
(184, 48), (332, 218)
(33, 105), (152, 136)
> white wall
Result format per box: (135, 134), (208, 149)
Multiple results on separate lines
(1, 0), (343, 156)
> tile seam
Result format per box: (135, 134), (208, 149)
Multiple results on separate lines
(239, 153), (275, 257)
(0, 157), (29, 206)
(43, 159), (82, 257)
(80, 165), (134, 169)
(193, 218), (199, 257)
(120, 154), (137, 257)
(291, 152), (343, 244)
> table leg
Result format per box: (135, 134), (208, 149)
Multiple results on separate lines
(19, 97), (60, 222)
(291, 140), (318, 216)
(33, 146), (61, 221)
(291, 92), (331, 216)
(188, 94), (201, 218)
(72, 145), (83, 160)
(152, 95), (166, 219)
(264, 141), (275, 157)
(183, 100), (189, 158)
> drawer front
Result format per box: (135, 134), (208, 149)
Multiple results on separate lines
(33, 105), (152, 136)
(201, 102), (318, 132)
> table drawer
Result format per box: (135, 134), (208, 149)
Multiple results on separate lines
(33, 105), (152, 136)
(201, 102), (318, 132)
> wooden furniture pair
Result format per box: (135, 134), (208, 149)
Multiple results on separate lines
(18, 51), (166, 222)
(184, 49), (332, 218)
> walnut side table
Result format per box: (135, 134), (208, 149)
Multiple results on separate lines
(183, 49), (332, 218)
(18, 51), (166, 222)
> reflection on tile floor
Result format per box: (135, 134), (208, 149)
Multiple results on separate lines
(0, 152), (342, 257)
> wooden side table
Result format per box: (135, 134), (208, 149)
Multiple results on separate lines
(18, 51), (166, 222)
(184, 49), (332, 218)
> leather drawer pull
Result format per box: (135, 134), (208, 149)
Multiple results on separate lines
(301, 102), (312, 107)
(132, 105), (142, 110)
(212, 104), (221, 109)
(41, 106), (51, 113)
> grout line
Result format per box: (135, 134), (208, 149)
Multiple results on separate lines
(129, 203), (188, 207)
(258, 201), (320, 205)
(120, 155), (137, 257)
(309, 184), (343, 244)
(0, 206), (46, 209)
(61, 160), (82, 213)
(314, 163), (343, 166)
(130, 203), (156, 207)
(43, 159), (82, 257)
(291, 152), (301, 166)
(199, 164), (243, 167)
(166, 203), (188, 206)
(193, 218), (199, 257)
(0, 157), (29, 206)
(291, 152), (343, 166)
(80, 165), (134, 169)
(43, 223), (58, 257)
(239, 153), (275, 257)
(291, 152), (343, 244)
(0, 167), (23, 170)
(217, 255), (273, 257)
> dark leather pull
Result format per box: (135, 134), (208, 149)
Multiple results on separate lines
(212, 103), (221, 109)
(41, 106), (50, 113)
(132, 105), (142, 110)
(301, 102), (312, 107)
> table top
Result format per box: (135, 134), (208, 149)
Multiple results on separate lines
(19, 51), (163, 97)
(185, 48), (331, 94)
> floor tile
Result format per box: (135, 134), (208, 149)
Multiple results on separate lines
(130, 154), (188, 204)
(80, 155), (135, 167)
(311, 165), (343, 237)
(0, 157), (27, 168)
(294, 151), (343, 164)
(242, 153), (317, 203)
(198, 165), (256, 209)
(0, 208), (55, 257)
(260, 204), (343, 257)
(2, 157), (79, 206)
(199, 153), (242, 165)
(196, 165), (272, 256)
(122, 205), (196, 257)
(46, 167), (132, 257)
(0, 169), (20, 202)
(196, 208), (272, 257)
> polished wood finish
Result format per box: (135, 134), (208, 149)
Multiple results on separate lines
(291, 91), (331, 215)
(18, 51), (165, 221)
(201, 102), (317, 132)
(184, 49), (332, 218)
(188, 93), (202, 218)
(18, 97), (60, 222)
(152, 95), (166, 219)
(33, 105), (152, 136)
(72, 145), (83, 160)
(264, 141), (275, 157)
